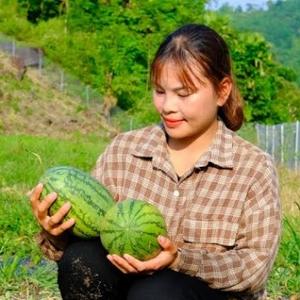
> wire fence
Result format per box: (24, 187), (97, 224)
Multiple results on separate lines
(256, 121), (300, 172)
(0, 33), (103, 106)
(1, 35), (300, 171)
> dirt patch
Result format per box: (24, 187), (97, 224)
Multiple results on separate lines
(62, 257), (114, 300)
(0, 52), (118, 138)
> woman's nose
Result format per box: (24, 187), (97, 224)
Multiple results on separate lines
(162, 94), (178, 113)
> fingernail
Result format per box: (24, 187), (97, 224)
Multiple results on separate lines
(158, 235), (165, 243)
(49, 192), (57, 200)
(38, 183), (43, 189)
(65, 201), (71, 209)
(69, 218), (75, 225)
(107, 255), (112, 261)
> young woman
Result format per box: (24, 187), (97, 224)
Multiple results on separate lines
(31, 24), (281, 300)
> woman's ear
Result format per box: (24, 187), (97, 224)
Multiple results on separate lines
(217, 77), (232, 107)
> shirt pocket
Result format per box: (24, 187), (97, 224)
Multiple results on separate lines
(182, 217), (239, 248)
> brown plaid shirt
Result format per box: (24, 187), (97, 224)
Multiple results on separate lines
(38, 121), (281, 299)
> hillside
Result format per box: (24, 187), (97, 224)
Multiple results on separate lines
(217, 0), (300, 85)
(1, 0), (300, 124)
(0, 51), (117, 138)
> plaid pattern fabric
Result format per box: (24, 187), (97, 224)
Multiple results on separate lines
(38, 121), (281, 299)
(92, 121), (281, 299)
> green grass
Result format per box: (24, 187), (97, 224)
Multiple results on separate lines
(0, 133), (109, 298)
(267, 216), (300, 298)
(0, 133), (299, 299)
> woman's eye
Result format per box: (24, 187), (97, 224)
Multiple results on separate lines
(178, 92), (191, 98)
(155, 90), (165, 95)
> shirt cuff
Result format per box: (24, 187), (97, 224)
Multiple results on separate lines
(169, 247), (201, 276)
(36, 230), (68, 261)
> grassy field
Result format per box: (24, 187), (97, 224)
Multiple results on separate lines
(0, 133), (108, 299)
(0, 133), (299, 299)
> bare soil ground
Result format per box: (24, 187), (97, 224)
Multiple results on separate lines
(0, 52), (118, 139)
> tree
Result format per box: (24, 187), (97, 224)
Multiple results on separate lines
(17, 0), (63, 23)
(4, 0), (299, 125)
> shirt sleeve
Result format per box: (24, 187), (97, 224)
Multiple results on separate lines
(171, 155), (281, 293)
(36, 229), (70, 261)
(91, 138), (119, 201)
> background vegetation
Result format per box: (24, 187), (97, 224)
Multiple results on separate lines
(1, 0), (300, 126)
(0, 134), (299, 299)
(0, 0), (299, 299)
(217, 0), (300, 86)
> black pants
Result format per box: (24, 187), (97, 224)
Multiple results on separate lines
(57, 238), (231, 300)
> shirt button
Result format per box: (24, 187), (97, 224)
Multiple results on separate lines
(173, 190), (180, 197)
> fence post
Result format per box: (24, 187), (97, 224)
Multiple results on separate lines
(280, 124), (284, 164)
(272, 125), (275, 159)
(12, 40), (16, 56)
(255, 124), (260, 146)
(265, 125), (269, 153)
(129, 118), (133, 131)
(296, 121), (299, 172)
(60, 71), (64, 91)
(38, 49), (43, 75)
(86, 86), (90, 106)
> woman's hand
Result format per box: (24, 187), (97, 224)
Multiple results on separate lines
(30, 183), (75, 236)
(107, 235), (178, 274)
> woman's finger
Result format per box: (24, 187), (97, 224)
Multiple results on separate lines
(48, 202), (71, 227)
(123, 254), (146, 272)
(50, 218), (75, 236)
(37, 192), (57, 219)
(110, 254), (138, 274)
(30, 183), (43, 209)
(107, 255), (128, 273)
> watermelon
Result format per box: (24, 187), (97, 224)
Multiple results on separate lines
(100, 199), (167, 261)
(40, 166), (114, 238)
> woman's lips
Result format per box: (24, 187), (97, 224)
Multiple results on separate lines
(163, 117), (184, 128)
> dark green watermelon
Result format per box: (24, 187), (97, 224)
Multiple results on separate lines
(40, 166), (114, 238)
(100, 199), (167, 260)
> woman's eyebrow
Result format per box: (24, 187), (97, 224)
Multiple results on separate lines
(154, 84), (188, 91)
(173, 86), (187, 92)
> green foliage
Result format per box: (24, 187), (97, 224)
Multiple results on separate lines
(0, 133), (300, 297)
(1, 0), (300, 125)
(267, 216), (300, 297)
(17, 0), (64, 23)
(65, 0), (208, 109)
(220, 0), (300, 87)
(0, 134), (108, 296)
(0, 134), (108, 187)
(229, 32), (282, 123)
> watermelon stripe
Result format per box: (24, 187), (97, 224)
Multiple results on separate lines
(130, 236), (151, 254)
(100, 199), (167, 260)
(48, 186), (99, 237)
(101, 218), (125, 231)
(46, 166), (112, 205)
(135, 220), (166, 230)
(106, 232), (124, 252)
(132, 229), (160, 237)
(117, 201), (126, 222)
(72, 207), (99, 233)
(133, 210), (162, 223)
(128, 201), (145, 223)
(41, 166), (114, 238)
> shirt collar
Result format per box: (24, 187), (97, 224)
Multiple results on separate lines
(131, 124), (167, 158)
(131, 120), (234, 170)
(194, 121), (234, 169)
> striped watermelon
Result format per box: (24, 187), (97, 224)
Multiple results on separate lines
(40, 166), (114, 238)
(100, 199), (167, 261)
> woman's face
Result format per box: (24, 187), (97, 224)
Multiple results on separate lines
(153, 62), (230, 144)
